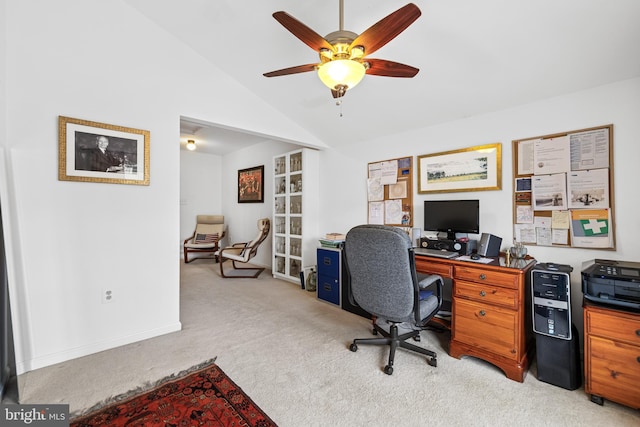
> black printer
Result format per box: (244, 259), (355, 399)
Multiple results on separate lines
(582, 259), (640, 312)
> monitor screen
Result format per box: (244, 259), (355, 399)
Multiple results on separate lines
(424, 199), (480, 240)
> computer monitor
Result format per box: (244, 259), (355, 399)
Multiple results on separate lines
(424, 199), (480, 241)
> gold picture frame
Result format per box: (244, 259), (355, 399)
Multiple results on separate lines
(417, 143), (502, 194)
(58, 116), (150, 185)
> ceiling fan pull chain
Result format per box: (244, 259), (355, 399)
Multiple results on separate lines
(336, 99), (344, 117)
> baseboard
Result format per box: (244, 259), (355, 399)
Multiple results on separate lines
(16, 322), (182, 374)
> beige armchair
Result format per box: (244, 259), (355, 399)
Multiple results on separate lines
(183, 215), (226, 263)
(216, 218), (270, 278)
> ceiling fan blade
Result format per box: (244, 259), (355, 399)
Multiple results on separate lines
(365, 59), (419, 78)
(272, 11), (334, 52)
(350, 3), (421, 56)
(263, 64), (317, 77)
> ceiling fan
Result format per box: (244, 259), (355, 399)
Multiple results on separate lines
(263, 1), (421, 99)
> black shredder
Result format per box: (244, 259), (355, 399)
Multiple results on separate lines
(531, 263), (582, 390)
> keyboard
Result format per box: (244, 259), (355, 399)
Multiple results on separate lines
(414, 248), (459, 259)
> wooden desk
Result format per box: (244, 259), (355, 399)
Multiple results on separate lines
(415, 253), (536, 382)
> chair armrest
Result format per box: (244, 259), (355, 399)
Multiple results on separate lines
(417, 274), (443, 306)
(418, 274), (443, 290)
(231, 242), (248, 248)
(183, 233), (195, 245)
(218, 245), (245, 259)
(415, 274), (444, 327)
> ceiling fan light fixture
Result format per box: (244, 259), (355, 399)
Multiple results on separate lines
(186, 139), (196, 151)
(317, 59), (366, 92)
(350, 46), (365, 59)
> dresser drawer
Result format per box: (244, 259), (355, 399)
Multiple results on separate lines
(455, 280), (518, 309)
(586, 307), (640, 346)
(454, 266), (518, 289)
(587, 335), (640, 408)
(453, 298), (518, 360)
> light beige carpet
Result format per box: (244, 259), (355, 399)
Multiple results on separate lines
(17, 260), (640, 426)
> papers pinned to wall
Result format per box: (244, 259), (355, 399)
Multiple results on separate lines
(512, 125), (615, 249)
(367, 157), (413, 227)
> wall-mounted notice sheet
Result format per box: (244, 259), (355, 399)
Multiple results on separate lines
(569, 128), (610, 171)
(570, 208), (613, 248)
(532, 173), (567, 210)
(567, 168), (609, 209)
(533, 137), (570, 175)
(517, 139), (535, 175)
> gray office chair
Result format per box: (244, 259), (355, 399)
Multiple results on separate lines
(344, 224), (443, 375)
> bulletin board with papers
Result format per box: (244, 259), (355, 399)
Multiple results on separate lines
(367, 156), (413, 228)
(511, 124), (615, 249)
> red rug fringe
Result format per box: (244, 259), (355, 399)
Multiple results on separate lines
(70, 360), (277, 427)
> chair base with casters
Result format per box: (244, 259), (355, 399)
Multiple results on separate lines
(349, 320), (437, 375)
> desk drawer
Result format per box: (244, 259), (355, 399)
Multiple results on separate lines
(455, 266), (518, 289)
(415, 258), (453, 278)
(453, 298), (518, 360)
(455, 280), (518, 309)
(586, 308), (640, 346)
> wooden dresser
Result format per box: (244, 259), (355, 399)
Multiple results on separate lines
(415, 254), (536, 382)
(583, 302), (640, 408)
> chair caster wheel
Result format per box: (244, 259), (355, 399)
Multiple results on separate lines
(427, 357), (437, 367)
(372, 329), (378, 335)
(349, 343), (358, 352)
(413, 335), (421, 342)
(384, 365), (393, 375)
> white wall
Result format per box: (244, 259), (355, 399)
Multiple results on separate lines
(317, 77), (640, 336)
(4, 0), (323, 373)
(4, 0), (640, 374)
(180, 151), (223, 251)
(219, 141), (301, 270)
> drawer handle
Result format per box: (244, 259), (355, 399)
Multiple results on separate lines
(636, 329), (640, 337)
(479, 274), (486, 280)
(479, 310), (486, 317)
(637, 357), (640, 364)
(479, 290), (486, 297)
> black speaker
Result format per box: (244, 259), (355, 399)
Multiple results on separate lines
(420, 238), (477, 255)
(477, 233), (502, 257)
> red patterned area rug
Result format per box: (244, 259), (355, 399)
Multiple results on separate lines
(70, 360), (277, 427)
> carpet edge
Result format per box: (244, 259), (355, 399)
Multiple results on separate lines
(69, 356), (217, 419)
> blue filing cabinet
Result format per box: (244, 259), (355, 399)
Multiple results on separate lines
(317, 248), (341, 306)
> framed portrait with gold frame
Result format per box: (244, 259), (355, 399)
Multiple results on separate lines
(58, 116), (150, 185)
(417, 143), (502, 194)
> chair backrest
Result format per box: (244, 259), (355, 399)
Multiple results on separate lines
(241, 218), (271, 261)
(344, 225), (417, 323)
(194, 215), (226, 237)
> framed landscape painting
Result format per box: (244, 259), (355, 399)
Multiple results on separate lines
(58, 116), (150, 185)
(417, 143), (502, 194)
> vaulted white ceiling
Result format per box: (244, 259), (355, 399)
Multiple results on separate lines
(126, 0), (640, 155)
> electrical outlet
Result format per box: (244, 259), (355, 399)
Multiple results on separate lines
(102, 289), (113, 304)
